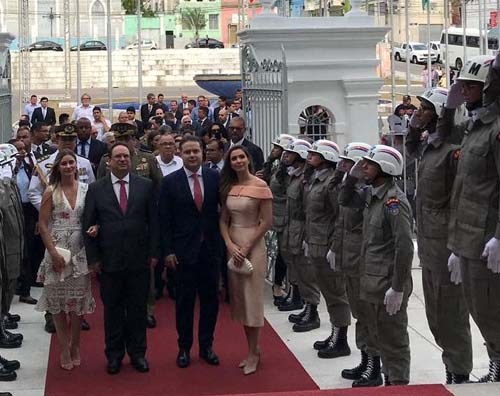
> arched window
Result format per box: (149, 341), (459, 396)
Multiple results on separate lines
(90, 0), (105, 39)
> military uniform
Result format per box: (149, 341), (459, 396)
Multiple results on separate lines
(98, 123), (162, 321)
(304, 168), (350, 328)
(445, 74), (500, 363)
(0, 178), (24, 317)
(281, 166), (320, 307)
(358, 179), (414, 385)
(406, 125), (472, 378)
(335, 175), (377, 357)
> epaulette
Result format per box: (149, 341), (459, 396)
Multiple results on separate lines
(385, 197), (400, 215)
(37, 154), (51, 163)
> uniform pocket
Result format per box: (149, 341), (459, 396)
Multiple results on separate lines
(421, 208), (448, 238)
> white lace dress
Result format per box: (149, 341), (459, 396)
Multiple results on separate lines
(35, 182), (95, 315)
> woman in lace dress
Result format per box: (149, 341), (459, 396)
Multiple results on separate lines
(219, 145), (273, 375)
(36, 149), (95, 370)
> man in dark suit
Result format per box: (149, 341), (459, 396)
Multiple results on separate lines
(82, 142), (159, 375)
(159, 135), (221, 369)
(226, 117), (264, 171)
(140, 93), (160, 123)
(196, 106), (213, 137)
(31, 97), (56, 125)
(213, 96), (227, 122)
(30, 122), (56, 158)
(170, 99), (183, 122)
(75, 117), (107, 174)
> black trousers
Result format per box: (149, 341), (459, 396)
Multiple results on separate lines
(17, 203), (44, 296)
(100, 268), (149, 361)
(274, 251), (287, 287)
(176, 244), (219, 351)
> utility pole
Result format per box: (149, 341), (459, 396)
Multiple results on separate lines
(42, 7), (61, 38)
(18, 0), (30, 108)
(63, 0), (71, 99)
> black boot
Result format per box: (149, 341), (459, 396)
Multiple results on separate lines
(0, 356), (20, 371)
(288, 304), (308, 324)
(384, 374), (392, 386)
(3, 330), (22, 343)
(44, 312), (55, 334)
(0, 320), (21, 349)
(317, 326), (350, 358)
(292, 304), (320, 332)
(445, 367), (453, 384)
(0, 362), (16, 381)
(352, 355), (383, 387)
(342, 350), (368, 380)
(452, 373), (469, 384)
(313, 325), (334, 351)
(278, 285), (303, 312)
(478, 360), (500, 383)
(3, 319), (17, 330)
(5, 314), (19, 323)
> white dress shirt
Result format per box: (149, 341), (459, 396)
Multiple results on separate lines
(111, 173), (130, 203)
(156, 154), (183, 177)
(71, 104), (94, 121)
(183, 166), (204, 200)
(230, 137), (245, 147)
(92, 119), (111, 140)
(76, 138), (91, 158)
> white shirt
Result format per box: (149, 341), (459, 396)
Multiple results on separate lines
(92, 119), (111, 140)
(111, 172), (130, 203)
(230, 137), (245, 147)
(183, 166), (204, 200)
(24, 103), (40, 119)
(71, 104), (94, 121)
(156, 154), (183, 177)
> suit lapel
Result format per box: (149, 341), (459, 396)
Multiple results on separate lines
(106, 175), (123, 216)
(179, 169), (198, 213)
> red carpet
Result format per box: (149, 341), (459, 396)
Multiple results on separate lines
(211, 385), (453, 396)
(44, 283), (318, 396)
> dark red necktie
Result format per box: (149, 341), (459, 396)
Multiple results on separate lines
(192, 173), (203, 212)
(118, 180), (128, 214)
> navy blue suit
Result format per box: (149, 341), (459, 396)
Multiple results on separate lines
(159, 167), (222, 351)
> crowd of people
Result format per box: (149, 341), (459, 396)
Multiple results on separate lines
(0, 52), (499, 394)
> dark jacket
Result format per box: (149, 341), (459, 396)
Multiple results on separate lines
(31, 106), (56, 125)
(140, 103), (161, 123)
(75, 138), (107, 174)
(82, 173), (160, 272)
(225, 139), (264, 172)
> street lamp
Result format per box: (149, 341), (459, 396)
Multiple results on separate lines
(42, 7), (61, 38)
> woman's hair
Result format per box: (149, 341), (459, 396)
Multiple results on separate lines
(147, 129), (161, 151)
(219, 145), (254, 201)
(48, 149), (78, 206)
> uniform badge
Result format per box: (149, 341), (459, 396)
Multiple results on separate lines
(78, 168), (87, 176)
(45, 163), (53, 169)
(385, 197), (400, 216)
(453, 150), (461, 160)
(141, 157), (147, 163)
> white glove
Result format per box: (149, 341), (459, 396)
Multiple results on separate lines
(349, 159), (364, 180)
(447, 253), (462, 285)
(326, 249), (336, 271)
(302, 241), (309, 258)
(481, 237), (500, 273)
(446, 82), (465, 109)
(384, 287), (404, 316)
(409, 112), (423, 129)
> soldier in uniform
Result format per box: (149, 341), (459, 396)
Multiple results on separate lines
(444, 54), (500, 383)
(97, 123), (162, 329)
(0, 146), (24, 348)
(343, 145), (414, 386)
(333, 142), (382, 386)
(303, 140), (351, 359)
(406, 87), (472, 384)
(281, 139), (322, 332)
(28, 124), (95, 333)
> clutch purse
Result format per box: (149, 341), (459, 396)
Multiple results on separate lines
(227, 257), (253, 275)
(55, 247), (72, 281)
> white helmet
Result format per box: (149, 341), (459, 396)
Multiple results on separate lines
(308, 139), (340, 163)
(340, 142), (372, 162)
(272, 134), (295, 150)
(417, 87), (448, 115)
(363, 144), (403, 176)
(457, 55), (494, 84)
(285, 139), (312, 160)
(0, 143), (18, 164)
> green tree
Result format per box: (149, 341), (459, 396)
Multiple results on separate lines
(181, 8), (207, 39)
(121, 0), (155, 17)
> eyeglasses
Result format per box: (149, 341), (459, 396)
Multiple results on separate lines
(82, 97), (90, 100)
(229, 127), (244, 131)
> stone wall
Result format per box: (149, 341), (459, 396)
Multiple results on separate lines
(11, 49), (240, 91)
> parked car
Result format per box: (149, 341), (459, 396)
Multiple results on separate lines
(26, 40), (63, 52)
(429, 41), (441, 62)
(70, 40), (107, 51)
(393, 42), (438, 64)
(185, 38), (224, 49)
(124, 39), (157, 50)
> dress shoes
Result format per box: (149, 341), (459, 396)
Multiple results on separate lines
(106, 359), (122, 375)
(81, 318), (90, 331)
(176, 350), (190, 368)
(0, 356), (20, 371)
(4, 331), (22, 342)
(0, 364), (16, 381)
(5, 314), (20, 323)
(131, 357), (149, 373)
(0, 336), (21, 349)
(19, 296), (37, 305)
(146, 315), (156, 329)
(199, 347), (220, 365)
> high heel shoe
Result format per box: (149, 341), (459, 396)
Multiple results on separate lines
(61, 351), (74, 370)
(243, 354), (260, 375)
(72, 358), (81, 366)
(238, 359), (246, 368)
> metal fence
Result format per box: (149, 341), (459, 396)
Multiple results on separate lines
(240, 44), (288, 157)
